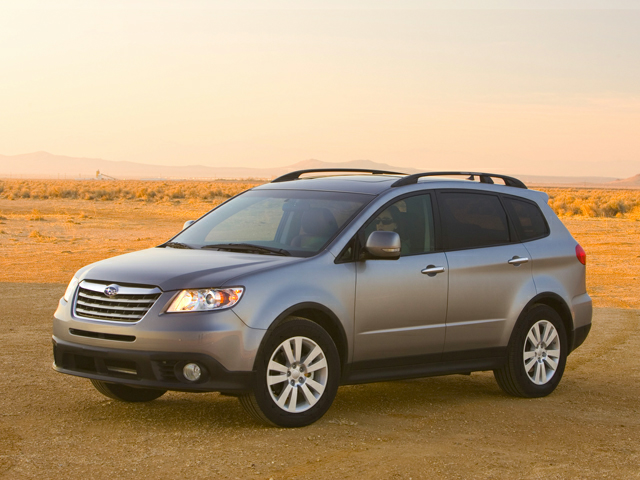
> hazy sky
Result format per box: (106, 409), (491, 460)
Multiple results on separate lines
(1, 0), (639, 177)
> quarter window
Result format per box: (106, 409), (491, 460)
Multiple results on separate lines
(439, 192), (510, 250)
(503, 197), (549, 241)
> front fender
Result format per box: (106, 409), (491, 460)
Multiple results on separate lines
(228, 253), (356, 360)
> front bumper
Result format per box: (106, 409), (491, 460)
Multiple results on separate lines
(53, 337), (253, 393)
(53, 292), (266, 371)
(52, 290), (266, 392)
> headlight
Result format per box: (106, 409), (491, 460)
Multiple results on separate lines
(63, 277), (80, 303)
(167, 287), (244, 312)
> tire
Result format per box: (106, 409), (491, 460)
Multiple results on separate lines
(494, 304), (568, 398)
(90, 379), (167, 402)
(239, 317), (340, 428)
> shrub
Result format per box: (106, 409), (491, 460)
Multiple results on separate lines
(29, 209), (45, 221)
(540, 188), (640, 218)
(2, 179), (638, 220)
(0, 179), (263, 203)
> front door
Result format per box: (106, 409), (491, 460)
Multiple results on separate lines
(353, 193), (448, 364)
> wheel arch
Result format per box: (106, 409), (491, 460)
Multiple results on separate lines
(254, 302), (349, 378)
(516, 292), (574, 352)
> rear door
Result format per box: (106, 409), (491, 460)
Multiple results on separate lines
(437, 190), (537, 354)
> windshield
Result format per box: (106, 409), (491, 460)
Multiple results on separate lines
(171, 189), (372, 257)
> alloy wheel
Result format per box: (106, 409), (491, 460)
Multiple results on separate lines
(523, 320), (561, 385)
(267, 336), (329, 413)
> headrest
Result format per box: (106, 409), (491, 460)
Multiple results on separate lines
(301, 208), (338, 236)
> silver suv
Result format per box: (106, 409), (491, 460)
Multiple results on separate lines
(53, 170), (592, 427)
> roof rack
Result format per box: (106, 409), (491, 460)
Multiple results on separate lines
(271, 168), (406, 183)
(391, 171), (527, 189)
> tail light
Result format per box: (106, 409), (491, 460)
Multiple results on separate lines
(576, 244), (587, 265)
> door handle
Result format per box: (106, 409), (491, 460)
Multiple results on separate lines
(421, 265), (445, 276)
(508, 256), (529, 266)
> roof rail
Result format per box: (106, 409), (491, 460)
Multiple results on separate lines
(271, 168), (406, 183)
(391, 171), (527, 189)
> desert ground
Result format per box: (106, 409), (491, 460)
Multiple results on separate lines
(1, 190), (639, 479)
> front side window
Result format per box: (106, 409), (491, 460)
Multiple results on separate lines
(172, 190), (372, 257)
(362, 194), (436, 256)
(438, 192), (510, 250)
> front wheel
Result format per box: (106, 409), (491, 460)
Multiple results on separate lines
(90, 379), (167, 402)
(239, 317), (340, 427)
(494, 305), (568, 398)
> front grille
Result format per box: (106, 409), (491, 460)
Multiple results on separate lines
(74, 281), (162, 322)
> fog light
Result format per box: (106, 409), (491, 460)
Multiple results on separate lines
(183, 363), (202, 382)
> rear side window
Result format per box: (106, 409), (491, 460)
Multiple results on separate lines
(503, 196), (549, 242)
(438, 192), (510, 250)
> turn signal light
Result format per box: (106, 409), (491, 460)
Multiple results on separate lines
(576, 244), (587, 265)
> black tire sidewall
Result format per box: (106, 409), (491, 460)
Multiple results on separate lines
(251, 318), (340, 428)
(510, 305), (568, 397)
(92, 379), (166, 402)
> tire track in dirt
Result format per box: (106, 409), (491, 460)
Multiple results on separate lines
(565, 308), (640, 372)
(0, 426), (21, 475)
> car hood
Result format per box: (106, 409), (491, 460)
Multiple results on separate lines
(76, 247), (298, 291)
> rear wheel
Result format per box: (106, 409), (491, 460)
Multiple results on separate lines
(90, 379), (167, 402)
(239, 317), (340, 427)
(494, 305), (567, 397)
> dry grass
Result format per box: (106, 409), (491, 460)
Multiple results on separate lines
(0, 179), (263, 202)
(29, 208), (45, 221)
(28, 229), (56, 242)
(1, 180), (639, 219)
(540, 187), (640, 219)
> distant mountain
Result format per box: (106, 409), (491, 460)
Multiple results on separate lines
(0, 152), (418, 180)
(609, 174), (640, 186)
(0, 151), (633, 186)
(287, 158), (416, 173)
(0, 151), (281, 179)
(517, 174), (619, 186)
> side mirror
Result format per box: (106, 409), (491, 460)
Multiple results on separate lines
(365, 231), (401, 259)
(182, 220), (195, 230)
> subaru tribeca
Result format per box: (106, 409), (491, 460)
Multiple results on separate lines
(53, 170), (592, 427)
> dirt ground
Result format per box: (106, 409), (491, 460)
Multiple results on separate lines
(1, 198), (639, 479)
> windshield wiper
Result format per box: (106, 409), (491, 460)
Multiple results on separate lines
(201, 243), (291, 256)
(160, 241), (194, 249)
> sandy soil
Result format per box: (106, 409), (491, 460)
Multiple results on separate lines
(1, 198), (639, 479)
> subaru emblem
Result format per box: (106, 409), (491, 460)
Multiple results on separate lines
(104, 284), (119, 297)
